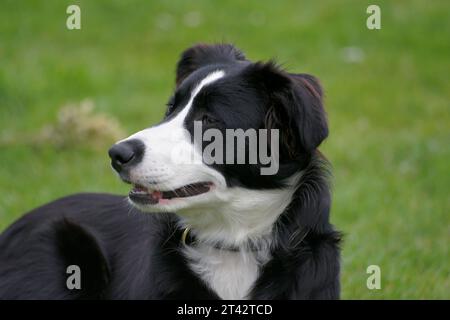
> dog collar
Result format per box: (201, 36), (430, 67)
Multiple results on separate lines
(180, 226), (304, 252)
(181, 226), (191, 246)
(181, 227), (257, 251)
(181, 226), (311, 252)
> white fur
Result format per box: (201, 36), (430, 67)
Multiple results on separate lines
(177, 177), (300, 246)
(183, 243), (271, 299)
(179, 175), (299, 299)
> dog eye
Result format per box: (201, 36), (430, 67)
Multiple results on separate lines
(201, 115), (218, 126)
(166, 98), (175, 117)
(165, 106), (173, 117)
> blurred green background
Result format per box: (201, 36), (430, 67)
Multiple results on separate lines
(0, 0), (449, 299)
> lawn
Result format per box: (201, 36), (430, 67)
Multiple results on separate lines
(0, 0), (448, 299)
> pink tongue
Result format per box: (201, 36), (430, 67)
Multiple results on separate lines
(150, 191), (162, 202)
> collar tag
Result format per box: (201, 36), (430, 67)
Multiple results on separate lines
(181, 227), (191, 245)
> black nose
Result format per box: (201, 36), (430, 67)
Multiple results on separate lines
(108, 139), (145, 173)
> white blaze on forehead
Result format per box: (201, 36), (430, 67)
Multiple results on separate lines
(171, 69), (225, 126)
(119, 69), (225, 143)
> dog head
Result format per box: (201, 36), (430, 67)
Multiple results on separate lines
(108, 44), (328, 242)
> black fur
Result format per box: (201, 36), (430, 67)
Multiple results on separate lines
(0, 44), (341, 299)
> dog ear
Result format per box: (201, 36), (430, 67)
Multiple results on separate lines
(175, 43), (246, 86)
(287, 72), (328, 153)
(290, 73), (323, 99)
(247, 62), (328, 157)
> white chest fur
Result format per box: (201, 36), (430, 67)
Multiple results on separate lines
(183, 244), (270, 299)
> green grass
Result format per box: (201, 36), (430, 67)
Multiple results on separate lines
(0, 0), (449, 299)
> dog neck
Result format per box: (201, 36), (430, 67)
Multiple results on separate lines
(176, 172), (302, 250)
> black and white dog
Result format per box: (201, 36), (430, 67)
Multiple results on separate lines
(0, 44), (341, 299)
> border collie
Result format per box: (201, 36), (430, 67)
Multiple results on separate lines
(0, 44), (341, 299)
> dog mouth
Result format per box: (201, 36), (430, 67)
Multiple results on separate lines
(128, 182), (213, 205)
